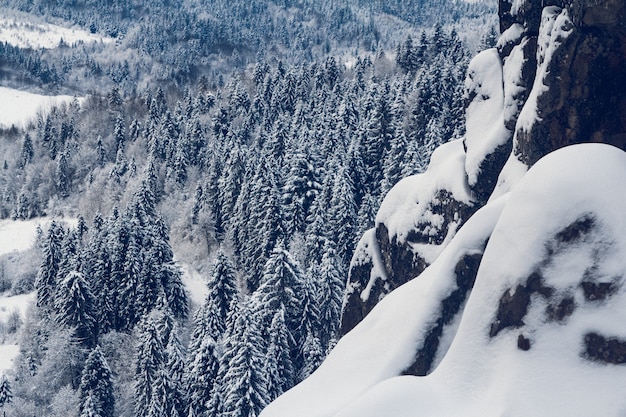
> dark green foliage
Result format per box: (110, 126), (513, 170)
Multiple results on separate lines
(0, 374), (12, 407)
(79, 347), (115, 417)
(54, 271), (97, 348)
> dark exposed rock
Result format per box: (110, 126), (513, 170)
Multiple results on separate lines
(340, 259), (385, 336)
(341, 0), (626, 352)
(468, 140), (512, 204)
(584, 332), (626, 364)
(490, 283), (531, 337)
(490, 271), (554, 337)
(402, 253), (483, 376)
(580, 280), (619, 301)
(555, 215), (595, 243)
(341, 191), (476, 336)
(515, 1), (626, 166)
(546, 296), (576, 322)
(517, 334), (531, 351)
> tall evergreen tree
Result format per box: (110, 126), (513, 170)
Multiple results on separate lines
(265, 310), (294, 401)
(0, 374), (11, 407)
(221, 304), (269, 417)
(79, 346), (115, 417)
(54, 270), (97, 348)
(35, 221), (65, 312)
(133, 318), (164, 417)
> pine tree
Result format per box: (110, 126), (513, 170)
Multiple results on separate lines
(192, 249), (239, 347)
(19, 133), (34, 168)
(80, 392), (102, 417)
(79, 346), (115, 417)
(299, 331), (324, 381)
(328, 162), (358, 268)
(221, 305), (269, 417)
(282, 151), (320, 236)
(35, 221), (65, 312)
(184, 337), (220, 417)
(0, 374), (11, 407)
(315, 243), (345, 348)
(56, 149), (71, 198)
(251, 246), (305, 333)
(265, 310), (294, 401)
(134, 318), (164, 417)
(54, 271), (97, 347)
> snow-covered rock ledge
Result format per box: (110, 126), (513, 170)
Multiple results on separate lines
(262, 143), (626, 417)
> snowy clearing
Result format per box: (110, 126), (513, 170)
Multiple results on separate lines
(0, 86), (82, 130)
(0, 14), (113, 49)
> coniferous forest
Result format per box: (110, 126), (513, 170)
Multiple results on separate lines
(0, 0), (497, 415)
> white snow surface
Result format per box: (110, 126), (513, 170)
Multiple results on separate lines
(0, 87), (82, 130)
(0, 15), (113, 49)
(463, 48), (510, 186)
(376, 139), (473, 244)
(261, 143), (626, 417)
(261, 192), (508, 417)
(180, 263), (208, 307)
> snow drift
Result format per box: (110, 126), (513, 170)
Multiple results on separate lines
(261, 143), (626, 417)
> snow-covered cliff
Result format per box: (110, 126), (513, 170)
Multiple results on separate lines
(261, 1), (626, 416)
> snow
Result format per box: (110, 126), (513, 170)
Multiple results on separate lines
(496, 23), (524, 49)
(463, 48), (510, 186)
(490, 6), (574, 201)
(0, 87), (82, 130)
(0, 345), (20, 374)
(180, 263), (208, 307)
(260, 192), (508, 417)
(0, 219), (41, 256)
(376, 139), (473, 244)
(0, 15), (113, 49)
(262, 143), (626, 417)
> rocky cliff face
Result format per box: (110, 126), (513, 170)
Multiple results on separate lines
(342, 0), (626, 336)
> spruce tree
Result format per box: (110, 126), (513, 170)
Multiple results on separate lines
(35, 221), (65, 312)
(315, 243), (345, 349)
(184, 337), (220, 417)
(134, 318), (164, 417)
(54, 271), (97, 347)
(265, 310), (294, 401)
(221, 305), (270, 417)
(79, 346), (115, 417)
(0, 374), (11, 407)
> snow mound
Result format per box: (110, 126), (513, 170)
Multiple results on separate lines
(262, 144), (626, 417)
(376, 139), (473, 245)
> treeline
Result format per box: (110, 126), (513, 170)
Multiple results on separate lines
(2, 0), (494, 86)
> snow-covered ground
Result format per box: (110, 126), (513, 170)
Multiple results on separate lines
(0, 86), (82, 130)
(0, 14), (113, 49)
(180, 264), (208, 307)
(261, 144), (626, 417)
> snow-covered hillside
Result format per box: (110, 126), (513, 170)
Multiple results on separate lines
(262, 143), (626, 417)
(0, 86), (82, 130)
(0, 13), (113, 49)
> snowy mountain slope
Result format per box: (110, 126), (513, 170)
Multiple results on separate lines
(262, 143), (626, 417)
